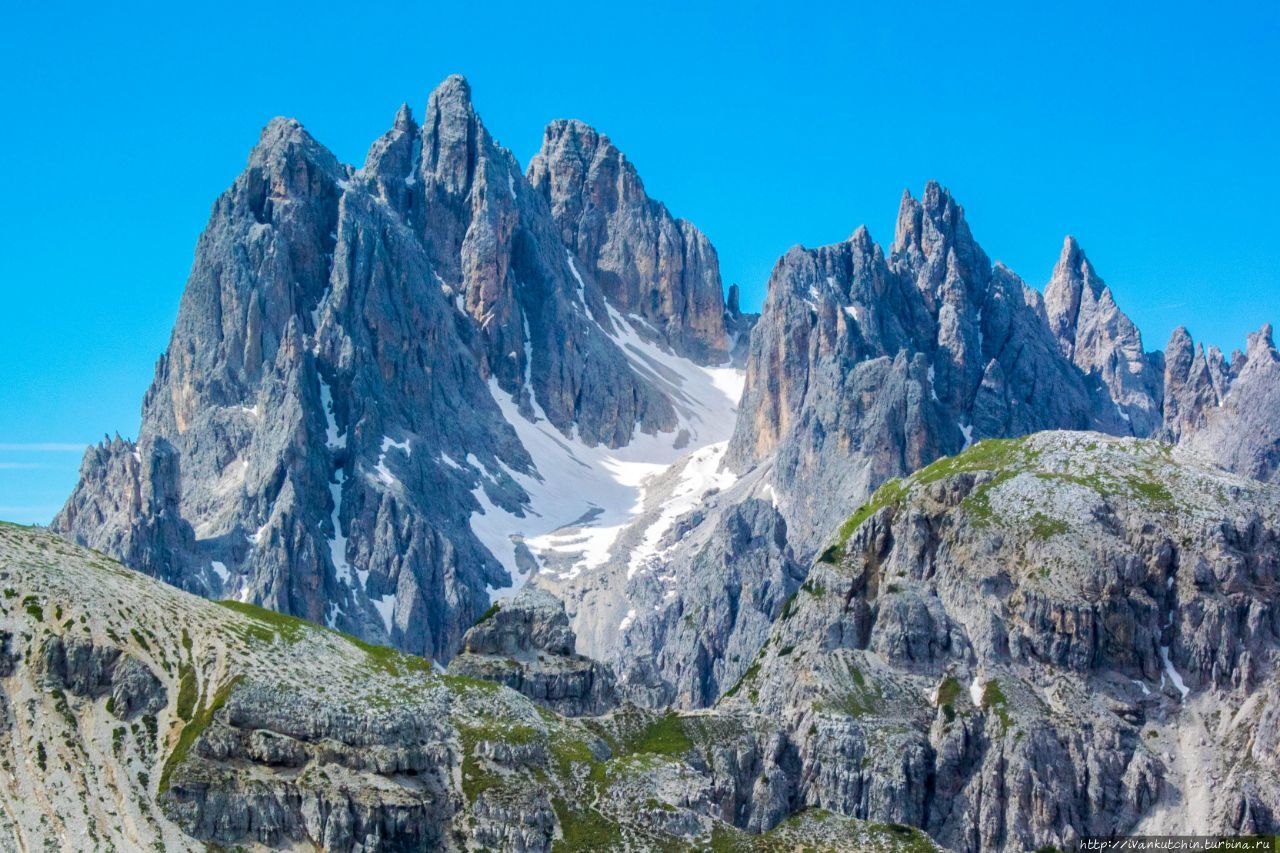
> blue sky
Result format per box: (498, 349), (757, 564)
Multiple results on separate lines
(1, 0), (1277, 523)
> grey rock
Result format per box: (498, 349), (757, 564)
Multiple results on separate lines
(448, 587), (619, 716)
(724, 432), (1280, 851)
(528, 118), (732, 364)
(1167, 323), (1280, 480)
(1044, 236), (1164, 435)
(52, 75), (735, 664)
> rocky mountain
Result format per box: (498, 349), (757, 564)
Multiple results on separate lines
(1163, 323), (1280, 481)
(547, 180), (1280, 714)
(0, 521), (940, 851)
(39, 74), (1280, 851)
(54, 75), (749, 664)
(9, 431), (1279, 850)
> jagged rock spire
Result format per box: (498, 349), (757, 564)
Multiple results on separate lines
(1043, 235), (1163, 435)
(527, 118), (731, 364)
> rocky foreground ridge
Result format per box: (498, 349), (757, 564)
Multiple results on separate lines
(0, 521), (934, 851)
(7, 431), (1280, 850)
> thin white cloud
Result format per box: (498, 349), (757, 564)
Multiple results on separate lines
(0, 443), (88, 452)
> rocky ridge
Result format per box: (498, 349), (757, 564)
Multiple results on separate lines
(553, 180), (1280, 712)
(0, 522), (938, 852)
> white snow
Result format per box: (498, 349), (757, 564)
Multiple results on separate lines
(618, 608), (637, 634)
(1132, 678), (1152, 697)
(928, 365), (940, 402)
(626, 441), (736, 578)
(507, 172), (516, 200)
(373, 593), (396, 633)
(1159, 645), (1191, 699)
(959, 423), (974, 450)
(373, 436), (412, 488)
(470, 301), (745, 595)
(328, 473), (352, 586)
(318, 379), (346, 450)
(969, 675), (984, 707)
(210, 561), (229, 583)
(249, 521), (269, 545)
(566, 252), (588, 308)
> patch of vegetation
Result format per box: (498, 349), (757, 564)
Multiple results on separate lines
(1028, 512), (1069, 539)
(175, 663), (198, 722)
(35, 742), (46, 771)
(158, 675), (243, 794)
(129, 628), (150, 652)
(216, 600), (307, 644)
(551, 796), (625, 852)
(720, 659), (761, 701)
(822, 477), (908, 562)
(625, 711), (692, 757)
(935, 676), (962, 722)
(822, 661), (880, 718)
(981, 680), (1013, 733)
(824, 437), (1039, 561)
(473, 601), (501, 626)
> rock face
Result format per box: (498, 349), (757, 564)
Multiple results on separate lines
(448, 588), (619, 716)
(1163, 323), (1280, 481)
(53, 75), (749, 664)
(568, 183), (1174, 708)
(528, 119), (730, 364)
(725, 432), (1280, 852)
(726, 184), (1157, 550)
(1044, 235), (1165, 435)
(0, 522), (940, 852)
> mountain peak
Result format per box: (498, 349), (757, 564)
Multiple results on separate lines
(891, 181), (978, 268)
(431, 73), (472, 104)
(1247, 322), (1277, 361)
(393, 102), (414, 131)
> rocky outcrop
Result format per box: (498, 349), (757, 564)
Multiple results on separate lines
(1165, 323), (1280, 480)
(1044, 235), (1164, 435)
(38, 635), (167, 720)
(723, 431), (1280, 851)
(448, 588), (619, 716)
(528, 118), (732, 364)
(724, 185), (1138, 553)
(0, 522), (940, 852)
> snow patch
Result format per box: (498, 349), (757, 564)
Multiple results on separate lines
(1159, 645), (1190, 699)
(373, 593), (396, 634)
(959, 423), (974, 450)
(618, 608), (637, 633)
(969, 675), (984, 707)
(626, 442), (736, 579)
(210, 561), (228, 583)
(373, 436), (412, 488)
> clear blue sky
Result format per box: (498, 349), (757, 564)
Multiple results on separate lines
(1, 0), (1277, 523)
